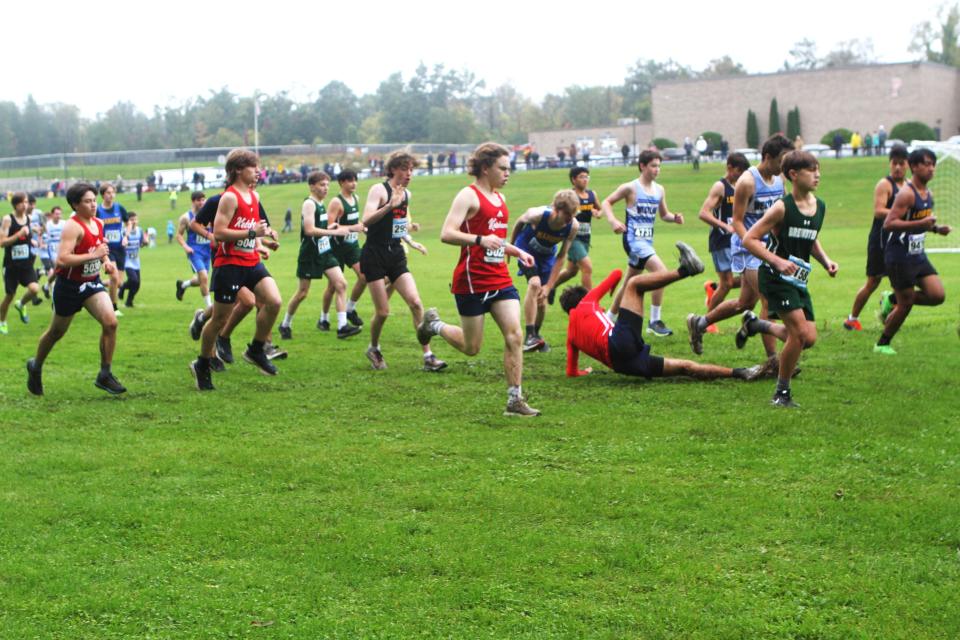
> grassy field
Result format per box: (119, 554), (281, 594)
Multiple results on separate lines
(1, 157), (958, 638)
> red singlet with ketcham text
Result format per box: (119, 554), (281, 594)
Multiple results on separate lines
(450, 185), (514, 294)
(214, 186), (261, 268)
(58, 215), (105, 282)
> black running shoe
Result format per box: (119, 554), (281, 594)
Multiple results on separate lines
(547, 287), (556, 305)
(771, 389), (799, 408)
(209, 355), (225, 373)
(190, 359), (215, 390)
(216, 335), (234, 363)
(346, 309), (364, 327)
(337, 324), (361, 339)
(26, 358), (43, 396)
(175, 279), (185, 301)
(279, 325), (292, 340)
(317, 319), (331, 331)
(94, 371), (127, 395)
(42, 283), (50, 299)
(31, 296), (43, 306)
(264, 343), (288, 361)
(189, 309), (207, 341)
(243, 345), (278, 375)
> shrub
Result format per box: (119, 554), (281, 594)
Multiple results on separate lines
(890, 121), (936, 142)
(786, 107), (801, 140)
(746, 110), (759, 149)
(652, 138), (677, 150)
(768, 98), (781, 137)
(820, 128), (853, 146)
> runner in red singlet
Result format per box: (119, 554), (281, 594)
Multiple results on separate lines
(417, 142), (541, 417)
(26, 182), (126, 396)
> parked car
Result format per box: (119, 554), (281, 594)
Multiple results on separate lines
(661, 148), (687, 162)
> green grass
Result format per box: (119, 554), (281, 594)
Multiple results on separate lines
(1, 157), (959, 638)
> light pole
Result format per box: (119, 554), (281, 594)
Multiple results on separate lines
(253, 91), (261, 157)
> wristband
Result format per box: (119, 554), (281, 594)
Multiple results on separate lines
(247, 229), (256, 239)
(475, 235), (482, 246)
(931, 224), (939, 234)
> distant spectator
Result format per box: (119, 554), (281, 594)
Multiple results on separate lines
(851, 131), (862, 156)
(437, 152), (446, 169)
(832, 131), (844, 159)
(720, 138), (729, 158)
(169, 188), (177, 210)
(877, 125), (887, 153)
(448, 151), (457, 172)
(166, 219), (175, 243)
(530, 150), (539, 168)
(581, 149), (589, 165)
(872, 130), (881, 155)
(695, 135), (707, 157)
(427, 153), (434, 174)
(282, 207), (293, 233)
(569, 142), (576, 162)
(793, 134), (804, 150)
(863, 132), (873, 156)
(558, 149), (566, 164)
(621, 143), (630, 165)
(683, 136), (693, 162)
(509, 149), (517, 172)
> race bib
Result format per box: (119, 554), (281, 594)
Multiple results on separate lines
(392, 218), (408, 239)
(484, 246), (505, 264)
(195, 234), (211, 245)
(907, 233), (925, 255)
(577, 222), (591, 237)
(779, 255), (811, 290)
(345, 232), (359, 244)
(316, 236), (331, 253)
(11, 244), (28, 260)
(633, 225), (653, 240)
(105, 229), (122, 243)
(82, 259), (102, 276)
(234, 237), (256, 253)
(127, 248), (139, 261)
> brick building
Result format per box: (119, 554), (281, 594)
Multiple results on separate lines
(529, 62), (960, 154)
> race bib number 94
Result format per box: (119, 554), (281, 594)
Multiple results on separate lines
(907, 233), (925, 255)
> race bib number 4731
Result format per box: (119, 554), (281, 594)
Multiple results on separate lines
(633, 225), (653, 240)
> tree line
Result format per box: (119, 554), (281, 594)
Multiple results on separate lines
(1, 8), (956, 157)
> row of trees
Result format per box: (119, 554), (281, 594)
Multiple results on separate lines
(1, 7), (957, 157)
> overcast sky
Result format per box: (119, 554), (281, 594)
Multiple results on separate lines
(4, 0), (951, 117)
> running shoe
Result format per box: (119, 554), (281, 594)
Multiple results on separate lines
(760, 354), (780, 378)
(209, 356), (225, 373)
(279, 325), (292, 340)
(0, 322), (7, 335)
(740, 364), (765, 382)
(879, 290), (895, 324)
(735, 310), (758, 349)
(176, 279), (185, 301)
(26, 358), (43, 396)
(189, 309), (207, 341)
(14, 300), (29, 324)
(366, 346), (387, 370)
(547, 287), (556, 305)
(337, 324), (361, 339)
(843, 318), (863, 331)
(417, 308), (440, 345)
(42, 283), (50, 299)
(539, 340), (551, 353)
(346, 309), (364, 327)
(243, 345), (278, 375)
(686, 313), (704, 355)
(423, 353), (448, 372)
(646, 320), (673, 337)
(504, 396), (541, 417)
(873, 344), (897, 356)
(523, 334), (546, 352)
(114, 307), (124, 318)
(676, 241), (704, 276)
(190, 359), (215, 391)
(770, 389), (799, 408)
(216, 335), (234, 363)
(264, 343), (288, 360)
(94, 371), (127, 395)
(31, 295), (42, 306)
(317, 318), (331, 331)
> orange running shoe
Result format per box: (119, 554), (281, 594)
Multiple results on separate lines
(843, 318), (863, 331)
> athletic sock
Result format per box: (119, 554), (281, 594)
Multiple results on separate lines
(281, 312), (293, 328)
(732, 367), (747, 379)
(747, 317), (772, 335)
(423, 350), (433, 359)
(877, 333), (892, 346)
(696, 316), (709, 332)
(848, 314), (858, 322)
(430, 319), (446, 334)
(346, 300), (357, 313)
(203, 294), (212, 307)
(337, 311), (347, 329)
(250, 339), (265, 354)
(776, 377), (791, 394)
(99, 363), (111, 377)
(525, 324), (536, 338)
(534, 323), (542, 337)
(180, 280), (191, 290)
(368, 342), (379, 351)
(650, 305), (662, 322)
(197, 355), (210, 368)
(678, 265), (690, 279)
(507, 385), (522, 401)
(320, 312), (329, 323)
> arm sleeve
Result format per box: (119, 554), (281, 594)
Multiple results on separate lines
(258, 202), (270, 225)
(583, 269), (622, 304)
(196, 195), (220, 226)
(119, 204), (128, 222)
